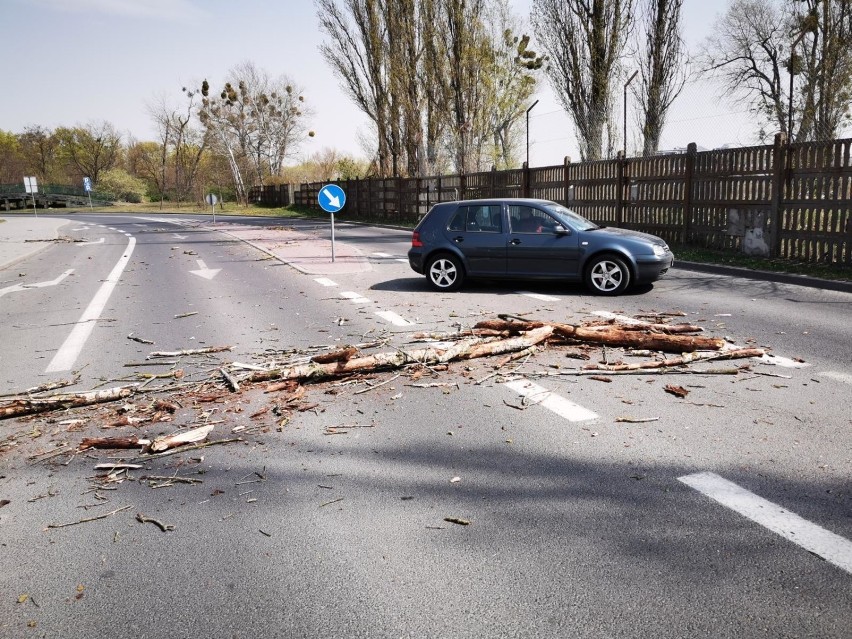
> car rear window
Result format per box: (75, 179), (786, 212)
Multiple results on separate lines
(447, 205), (502, 233)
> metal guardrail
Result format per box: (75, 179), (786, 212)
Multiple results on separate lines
(0, 183), (113, 201)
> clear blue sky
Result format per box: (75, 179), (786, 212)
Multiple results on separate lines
(2, 0), (750, 167)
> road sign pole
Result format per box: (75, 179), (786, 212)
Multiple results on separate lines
(31, 192), (37, 218)
(317, 184), (346, 263)
(87, 191), (93, 210)
(331, 212), (336, 262)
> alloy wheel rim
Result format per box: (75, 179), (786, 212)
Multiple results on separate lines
(591, 261), (623, 292)
(430, 259), (457, 288)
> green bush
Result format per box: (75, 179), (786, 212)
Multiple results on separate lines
(97, 168), (147, 203)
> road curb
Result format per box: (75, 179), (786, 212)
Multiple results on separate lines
(674, 260), (852, 294)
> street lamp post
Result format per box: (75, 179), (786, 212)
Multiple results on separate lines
(788, 29), (809, 143)
(623, 70), (638, 158)
(526, 99), (539, 167)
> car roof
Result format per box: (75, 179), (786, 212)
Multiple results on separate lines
(446, 198), (558, 206)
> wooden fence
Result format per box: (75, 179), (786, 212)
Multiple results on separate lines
(251, 134), (852, 264)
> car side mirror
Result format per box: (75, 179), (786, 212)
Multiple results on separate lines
(553, 225), (570, 235)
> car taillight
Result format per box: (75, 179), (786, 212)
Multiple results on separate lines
(411, 231), (423, 247)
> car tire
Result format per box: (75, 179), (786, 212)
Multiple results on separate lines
(426, 253), (465, 291)
(584, 254), (631, 295)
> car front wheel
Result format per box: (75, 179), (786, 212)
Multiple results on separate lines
(585, 254), (631, 295)
(427, 254), (465, 291)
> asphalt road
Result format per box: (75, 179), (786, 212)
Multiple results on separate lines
(1, 213), (849, 638)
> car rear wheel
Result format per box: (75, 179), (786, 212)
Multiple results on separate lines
(585, 254), (631, 295)
(427, 254), (465, 291)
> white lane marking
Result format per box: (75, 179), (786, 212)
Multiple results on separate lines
(756, 353), (810, 368)
(820, 371), (852, 385)
(592, 311), (646, 325)
(78, 238), (105, 245)
(504, 379), (598, 422)
(46, 237), (136, 372)
(314, 277), (338, 287)
(173, 233), (188, 239)
(372, 252), (392, 258)
(340, 291), (371, 304)
(519, 291), (560, 302)
(395, 258), (408, 263)
(71, 227), (90, 231)
(679, 472), (852, 575)
(189, 259), (221, 280)
(0, 269), (75, 298)
(375, 310), (414, 326)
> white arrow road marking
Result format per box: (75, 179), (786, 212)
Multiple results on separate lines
(504, 379), (598, 422)
(0, 269), (75, 298)
(314, 277), (338, 287)
(189, 259), (221, 280)
(679, 472), (852, 575)
(173, 233), (188, 239)
(46, 238), (136, 373)
(375, 310), (414, 326)
(322, 188), (340, 208)
(78, 238), (105, 245)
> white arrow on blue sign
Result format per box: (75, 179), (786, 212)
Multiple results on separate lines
(318, 184), (346, 213)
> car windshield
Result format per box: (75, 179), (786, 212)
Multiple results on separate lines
(541, 203), (600, 231)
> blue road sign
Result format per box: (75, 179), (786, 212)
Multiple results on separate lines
(83, 177), (92, 192)
(318, 184), (346, 213)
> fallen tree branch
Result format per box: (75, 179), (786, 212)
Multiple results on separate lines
(477, 318), (723, 353)
(0, 386), (136, 420)
(220, 368), (240, 392)
(45, 504), (133, 530)
(580, 348), (765, 372)
(149, 424), (215, 453)
(147, 346), (232, 358)
(247, 327), (553, 383)
(78, 436), (151, 451)
(136, 513), (175, 532)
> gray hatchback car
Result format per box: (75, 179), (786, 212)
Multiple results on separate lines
(407, 198), (674, 295)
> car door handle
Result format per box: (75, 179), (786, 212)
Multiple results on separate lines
(510, 238), (522, 245)
(453, 236), (464, 243)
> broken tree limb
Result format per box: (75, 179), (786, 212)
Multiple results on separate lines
(149, 424), (215, 453)
(247, 327), (554, 384)
(45, 504), (133, 530)
(0, 386), (136, 420)
(310, 347), (358, 364)
(0, 374), (82, 399)
(475, 319), (723, 353)
(220, 368), (240, 392)
(78, 436), (151, 451)
(580, 348), (766, 372)
(147, 346), (232, 358)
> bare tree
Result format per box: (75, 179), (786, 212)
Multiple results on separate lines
(18, 126), (58, 181)
(532, 0), (636, 161)
(636, 0), (688, 156)
(700, 0), (852, 143)
(54, 121), (121, 186)
(318, 0), (393, 176)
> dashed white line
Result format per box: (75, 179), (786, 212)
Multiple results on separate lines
(372, 252), (392, 258)
(819, 371), (852, 385)
(340, 291), (371, 304)
(679, 471), (852, 575)
(519, 291), (560, 302)
(375, 310), (414, 326)
(504, 379), (598, 422)
(314, 277), (338, 287)
(395, 258), (408, 263)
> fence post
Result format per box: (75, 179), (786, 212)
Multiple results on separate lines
(563, 156), (571, 205)
(460, 172), (467, 200)
(615, 153), (624, 228)
(683, 142), (697, 245)
(437, 176), (442, 203)
(769, 132), (787, 257)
